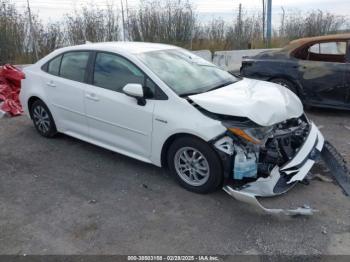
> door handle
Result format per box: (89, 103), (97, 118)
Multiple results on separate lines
(46, 81), (56, 87)
(85, 93), (100, 102)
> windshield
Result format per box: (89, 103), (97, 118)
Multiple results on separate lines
(136, 49), (238, 96)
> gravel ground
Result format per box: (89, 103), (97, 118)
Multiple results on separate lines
(0, 110), (349, 255)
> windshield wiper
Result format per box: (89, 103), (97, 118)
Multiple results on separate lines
(179, 81), (235, 98)
(179, 92), (201, 97)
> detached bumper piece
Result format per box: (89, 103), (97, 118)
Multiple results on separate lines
(321, 141), (350, 196)
(223, 186), (317, 216)
(223, 123), (324, 216)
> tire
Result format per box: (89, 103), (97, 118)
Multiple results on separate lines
(167, 136), (223, 194)
(270, 78), (298, 95)
(30, 100), (57, 138)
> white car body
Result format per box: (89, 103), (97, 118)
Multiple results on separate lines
(20, 43), (228, 166)
(20, 42), (325, 215)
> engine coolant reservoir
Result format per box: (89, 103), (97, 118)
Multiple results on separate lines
(233, 147), (258, 180)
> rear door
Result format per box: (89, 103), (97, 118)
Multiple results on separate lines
(84, 52), (155, 159)
(299, 41), (348, 106)
(43, 51), (91, 137)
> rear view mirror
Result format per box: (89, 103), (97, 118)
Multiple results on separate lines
(123, 84), (146, 106)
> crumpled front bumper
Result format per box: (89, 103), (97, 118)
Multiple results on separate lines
(223, 122), (324, 215)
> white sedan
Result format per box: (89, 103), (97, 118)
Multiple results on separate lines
(20, 42), (324, 215)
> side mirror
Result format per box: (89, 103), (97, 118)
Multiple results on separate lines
(123, 83), (146, 106)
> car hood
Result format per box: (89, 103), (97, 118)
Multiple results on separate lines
(189, 78), (303, 126)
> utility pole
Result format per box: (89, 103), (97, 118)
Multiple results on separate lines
(125, 0), (129, 41)
(189, 8), (193, 50)
(238, 3), (242, 48)
(266, 0), (272, 47)
(121, 0), (126, 41)
(125, 0), (129, 19)
(238, 3), (242, 31)
(280, 6), (285, 37)
(262, 0), (265, 45)
(26, 0), (39, 61)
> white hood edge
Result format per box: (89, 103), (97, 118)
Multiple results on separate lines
(189, 78), (303, 126)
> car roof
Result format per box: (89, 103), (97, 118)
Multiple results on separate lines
(282, 33), (350, 53)
(57, 41), (179, 54)
(289, 33), (350, 45)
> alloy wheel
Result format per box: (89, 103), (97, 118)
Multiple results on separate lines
(174, 147), (210, 186)
(33, 105), (51, 134)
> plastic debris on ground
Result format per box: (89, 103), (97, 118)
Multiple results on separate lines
(0, 64), (25, 117)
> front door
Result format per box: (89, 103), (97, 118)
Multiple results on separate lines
(299, 41), (348, 106)
(85, 52), (154, 159)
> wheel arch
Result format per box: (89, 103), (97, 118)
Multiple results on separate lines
(160, 133), (211, 168)
(28, 96), (43, 119)
(268, 75), (304, 97)
(27, 96), (56, 122)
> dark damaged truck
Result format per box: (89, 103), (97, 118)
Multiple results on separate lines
(240, 33), (350, 110)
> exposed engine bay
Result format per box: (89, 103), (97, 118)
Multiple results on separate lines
(210, 112), (324, 216)
(247, 116), (311, 179)
(213, 114), (313, 181)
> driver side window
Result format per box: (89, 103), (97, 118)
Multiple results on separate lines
(93, 52), (145, 93)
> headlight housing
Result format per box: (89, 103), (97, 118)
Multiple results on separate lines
(226, 126), (273, 144)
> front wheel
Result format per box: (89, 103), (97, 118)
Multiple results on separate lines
(167, 137), (223, 194)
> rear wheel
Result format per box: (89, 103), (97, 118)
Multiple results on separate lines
(167, 137), (223, 194)
(30, 100), (57, 138)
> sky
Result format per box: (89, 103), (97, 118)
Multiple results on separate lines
(13, 0), (350, 24)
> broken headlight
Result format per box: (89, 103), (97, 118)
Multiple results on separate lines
(226, 125), (273, 144)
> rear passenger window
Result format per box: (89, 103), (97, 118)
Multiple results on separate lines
(47, 55), (62, 76)
(309, 42), (346, 55)
(305, 41), (347, 63)
(60, 52), (90, 82)
(93, 52), (145, 92)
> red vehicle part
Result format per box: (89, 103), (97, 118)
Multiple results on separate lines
(0, 64), (25, 116)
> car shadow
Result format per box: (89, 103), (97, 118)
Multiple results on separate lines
(56, 132), (163, 172)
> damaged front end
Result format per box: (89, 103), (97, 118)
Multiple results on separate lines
(212, 114), (324, 216)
